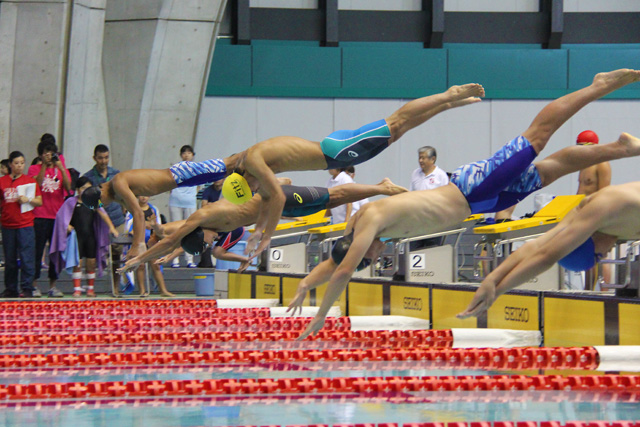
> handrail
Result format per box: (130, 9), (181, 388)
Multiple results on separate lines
(597, 239), (640, 289)
(473, 233), (545, 279)
(397, 228), (467, 245)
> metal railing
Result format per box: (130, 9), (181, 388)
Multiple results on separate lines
(473, 233), (544, 279)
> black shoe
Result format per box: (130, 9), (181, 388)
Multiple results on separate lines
(20, 290), (37, 298)
(0, 289), (20, 298)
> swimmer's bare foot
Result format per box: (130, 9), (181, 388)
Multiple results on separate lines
(161, 292), (176, 297)
(591, 69), (640, 96)
(445, 83), (485, 101)
(449, 96), (482, 109)
(378, 178), (408, 195)
(617, 132), (640, 156)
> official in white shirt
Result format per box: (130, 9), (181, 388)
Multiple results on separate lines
(345, 166), (368, 216)
(409, 146), (449, 191)
(326, 168), (355, 224)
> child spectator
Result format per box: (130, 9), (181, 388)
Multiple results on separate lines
(0, 151), (43, 298)
(125, 196), (174, 297)
(1, 159), (10, 176)
(50, 177), (117, 297)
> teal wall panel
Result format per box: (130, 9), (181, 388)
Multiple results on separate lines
(448, 49), (568, 99)
(205, 41), (640, 99)
(568, 49), (640, 98)
(342, 46), (446, 92)
(252, 45), (341, 88)
(207, 41), (252, 92)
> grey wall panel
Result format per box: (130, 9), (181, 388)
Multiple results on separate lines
(195, 95), (258, 160)
(105, 0), (163, 21)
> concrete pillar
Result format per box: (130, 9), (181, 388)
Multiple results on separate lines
(103, 0), (227, 174)
(63, 0), (110, 172)
(0, 0), (70, 158)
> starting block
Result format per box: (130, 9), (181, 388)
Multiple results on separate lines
(472, 195), (584, 290)
(256, 211), (330, 274)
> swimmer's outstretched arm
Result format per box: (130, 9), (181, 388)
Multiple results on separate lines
(287, 259), (339, 316)
(297, 226), (378, 340)
(211, 246), (252, 272)
(156, 247), (184, 265)
(112, 176), (147, 258)
(118, 216), (201, 273)
(244, 155), (286, 258)
(95, 207), (119, 237)
(457, 208), (600, 318)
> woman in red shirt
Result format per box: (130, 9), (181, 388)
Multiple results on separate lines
(0, 151), (43, 298)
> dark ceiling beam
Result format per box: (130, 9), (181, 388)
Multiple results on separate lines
(423, 0), (444, 48)
(320, 0), (339, 47)
(239, 4), (640, 46)
(233, 0), (251, 45)
(546, 0), (564, 49)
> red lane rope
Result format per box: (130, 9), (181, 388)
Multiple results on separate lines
(0, 316), (352, 332)
(0, 300), (220, 309)
(0, 307), (272, 319)
(0, 346), (600, 370)
(0, 329), (453, 346)
(1, 374), (639, 400)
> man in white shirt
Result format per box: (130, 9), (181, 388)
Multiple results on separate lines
(345, 166), (368, 216)
(326, 168), (355, 223)
(409, 146), (449, 191)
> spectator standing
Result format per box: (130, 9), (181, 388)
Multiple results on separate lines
(201, 178), (223, 207)
(0, 151), (43, 298)
(326, 168), (355, 224)
(409, 146), (449, 191)
(168, 145), (198, 268)
(28, 141), (71, 297)
(49, 177), (117, 297)
(82, 145), (126, 295)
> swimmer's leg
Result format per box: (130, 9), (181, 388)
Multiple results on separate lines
(326, 178), (407, 209)
(386, 84), (485, 143)
(522, 69), (640, 154)
(535, 133), (640, 186)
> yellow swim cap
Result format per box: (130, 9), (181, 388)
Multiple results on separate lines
(222, 173), (252, 204)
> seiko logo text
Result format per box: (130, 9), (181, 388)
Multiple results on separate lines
(403, 297), (423, 311)
(504, 306), (529, 322)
